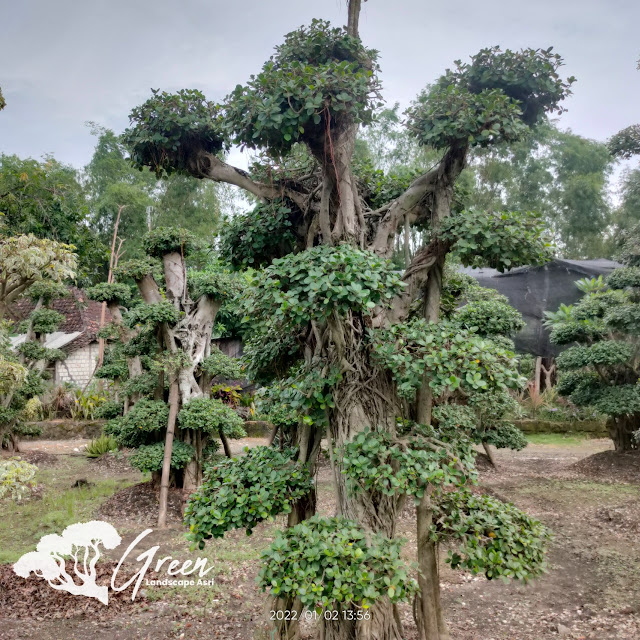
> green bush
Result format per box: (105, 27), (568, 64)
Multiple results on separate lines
(0, 458), (38, 501)
(85, 434), (118, 458)
(178, 397), (246, 438)
(129, 440), (195, 473)
(184, 446), (313, 545)
(103, 399), (169, 447)
(434, 490), (551, 581)
(95, 400), (124, 420)
(258, 516), (418, 610)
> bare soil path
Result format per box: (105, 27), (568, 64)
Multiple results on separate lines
(1, 437), (638, 640)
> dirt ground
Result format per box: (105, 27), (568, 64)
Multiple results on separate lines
(1, 437), (639, 640)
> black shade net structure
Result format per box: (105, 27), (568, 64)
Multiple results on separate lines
(462, 259), (621, 357)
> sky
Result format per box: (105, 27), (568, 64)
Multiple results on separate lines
(0, 0), (638, 174)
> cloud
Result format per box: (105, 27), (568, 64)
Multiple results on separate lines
(1, 0), (638, 168)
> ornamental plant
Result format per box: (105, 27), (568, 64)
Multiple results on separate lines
(88, 226), (247, 526)
(550, 234), (640, 450)
(123, 4), (568, 637)
(0, 243), (77, 451)
(0, 458), (38, 501)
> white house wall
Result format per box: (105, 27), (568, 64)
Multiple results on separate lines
(56, 342), (99, 387)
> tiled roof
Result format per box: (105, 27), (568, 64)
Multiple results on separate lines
(11, 287), (112, 353)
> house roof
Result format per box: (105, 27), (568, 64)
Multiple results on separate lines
(10, 287), (112, 353)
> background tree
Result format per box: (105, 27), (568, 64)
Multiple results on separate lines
(84, 125), (222, 266)
(0, 273), (76, 451)
(0, 234), (77, 319)
(0, 155), (106, 284)
(468, 121), (614, 258)
(123, 4), (570, 638)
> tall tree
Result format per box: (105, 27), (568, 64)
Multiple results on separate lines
(469, 121), (613, 258)
(0, 154), (106, 283)
(84, 126), (222, 263)
(123, 4), (570, 639)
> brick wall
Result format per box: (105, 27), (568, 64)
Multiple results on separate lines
(56, 342), (100, 387)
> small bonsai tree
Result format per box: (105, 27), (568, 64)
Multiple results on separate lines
(550, 237), (640, 451)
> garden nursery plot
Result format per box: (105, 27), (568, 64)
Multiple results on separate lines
(2, 1), (640, 639)
(1, 435), (639, 640)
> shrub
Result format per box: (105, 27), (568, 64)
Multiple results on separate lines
(258, 516), (418, 610)
(129, 441), (195, 473)
(0, 458), (38, 501)
(85, 434), (118, 458)
(185, 446), (313, 545)
(104, 399), (169, 447)
(178, 397), (246, 438)
(95, 400), (124, 420)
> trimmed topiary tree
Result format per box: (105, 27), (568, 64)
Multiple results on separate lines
(550, 235), (640, 451)
(124, 3), (569, 638)
(89, 226), (245, 526)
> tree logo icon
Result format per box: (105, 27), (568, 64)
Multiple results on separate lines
(13, 520), (122, 605)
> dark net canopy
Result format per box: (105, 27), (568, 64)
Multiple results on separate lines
(462, 259), (621, 357)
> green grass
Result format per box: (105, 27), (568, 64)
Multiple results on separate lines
(512, 479), (640, 508)
(0, 457), (139, 563)
(526, 432), (596, 446)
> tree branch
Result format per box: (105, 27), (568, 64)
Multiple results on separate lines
(194, 152), (308, 210)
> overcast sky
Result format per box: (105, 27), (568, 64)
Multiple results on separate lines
(1, 0), (638, 173)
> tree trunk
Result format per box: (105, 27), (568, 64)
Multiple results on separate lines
(219, 429), (232, 457)
(482, 441), (498, 468)
(320, 370), (404, 640)
(158, 377), (179, 528)
(415, 490), (448, 640)
(609, 415), (640, 452)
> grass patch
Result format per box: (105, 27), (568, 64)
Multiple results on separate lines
(512, 479), (640, 508)
(526, 432), (595, 446)
(0, 456), (139, 563)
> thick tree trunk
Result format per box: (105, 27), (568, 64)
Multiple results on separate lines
(609, 415), (640, 452)
(158, 377), (180, 528)
(482, 441), (498, 468)
(320, 370), (404, 640)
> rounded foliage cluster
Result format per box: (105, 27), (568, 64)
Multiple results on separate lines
(372, 319), (524, 400)
(341, 429), (474, 500)
(143, 227), (199, 258)
(406, 46), (573, 150)
(103, 399), (169, 447)
(439, 209), (553, 272)
(184, 446), (313, 545)
(248, 244), (404, 329)
(86, 282), (132, 305)
(178, 397), (246, 438)
(187, 267), (238, 301)
(28, 309), (65, 334)
(219, 200), (298, 268)
(454, 298), (524, 337)
(226, 20), (381, 154)
(16, 341), (66, 363)
(125, 302), (180, 328)
(556, 341), (633, 370)
(123, 89), (225, 177)
(257, 515), (417, 610)
(199, 347), (244, 380)
(434, 490), (551, 581)
(129, 440), (195, 473)
(114, 257), (160, 281)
